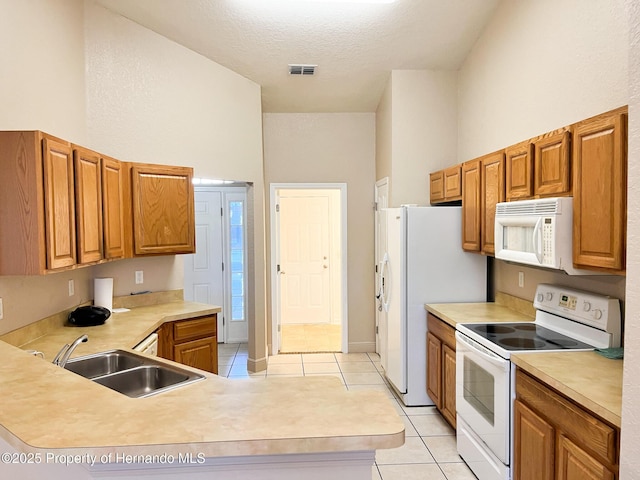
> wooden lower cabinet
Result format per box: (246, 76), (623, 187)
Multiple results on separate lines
(158, 314), (218, 374)
(514, 369), (618, 480)
(426, 313), (456, 428)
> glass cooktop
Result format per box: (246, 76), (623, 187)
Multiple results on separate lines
(462, 322), (596, 351)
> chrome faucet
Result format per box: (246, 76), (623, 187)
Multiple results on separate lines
(53, 335), (88, 368)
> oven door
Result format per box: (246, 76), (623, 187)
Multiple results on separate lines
(456, 331), (511, 465)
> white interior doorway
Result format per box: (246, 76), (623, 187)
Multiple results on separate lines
(374, 178), (389, 355)
(184, 185), (249, 344)
(270, 183), (348, 354)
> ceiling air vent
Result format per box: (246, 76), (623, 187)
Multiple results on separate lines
(288, 64), (317, 76)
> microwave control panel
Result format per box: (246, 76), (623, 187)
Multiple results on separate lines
(542, 218), (554, 264)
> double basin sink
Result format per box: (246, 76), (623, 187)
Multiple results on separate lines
(64, 350), (205, 398)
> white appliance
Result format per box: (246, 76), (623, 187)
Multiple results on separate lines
(378, 206), (487, 406)
(133, 333), (158, 356)
(455, 284), (621, 480)
(494, 196), (603, 275)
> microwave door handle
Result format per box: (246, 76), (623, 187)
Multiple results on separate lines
(532, 217), (543, 264)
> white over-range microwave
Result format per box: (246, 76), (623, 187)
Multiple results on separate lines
(494, 196), (602, 275)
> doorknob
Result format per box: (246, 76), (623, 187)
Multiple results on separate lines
(323, 265), (328, 269)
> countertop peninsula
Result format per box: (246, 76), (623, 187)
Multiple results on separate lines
(0, 300), (404, 459)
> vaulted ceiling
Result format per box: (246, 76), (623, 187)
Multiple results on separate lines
(95, 0), (501, 113)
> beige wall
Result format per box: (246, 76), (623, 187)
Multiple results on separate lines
(458, 0), (629, 162)
(82, 2), (267, 369)
(0, 1), (267, 370)
(375, 77), (393, 192)
(0, 0), (90, 334)
(458, 0), (629, 305)
(375, 70), (458, 206)
(263, 113), (376, 352)
(620, 0), (640, 476)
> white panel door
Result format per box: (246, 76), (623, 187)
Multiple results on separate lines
(280, 194), (331, 324)
(183, 191), (224, 339)
(374, 178), (389, 354)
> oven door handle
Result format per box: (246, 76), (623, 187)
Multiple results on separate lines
(455, 332), (509, 370)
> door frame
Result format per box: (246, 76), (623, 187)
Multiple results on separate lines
(270, 183), (348, 355)
(374, 177), (389, 354)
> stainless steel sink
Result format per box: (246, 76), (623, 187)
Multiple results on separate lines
(64, 350), (144, 379)
(64, 350), (205, 398)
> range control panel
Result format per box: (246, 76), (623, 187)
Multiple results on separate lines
(533, 284), (621, 338)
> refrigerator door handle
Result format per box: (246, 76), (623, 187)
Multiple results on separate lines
(380, 253), (390, 312)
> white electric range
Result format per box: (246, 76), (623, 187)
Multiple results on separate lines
(454, 284), (621, 480)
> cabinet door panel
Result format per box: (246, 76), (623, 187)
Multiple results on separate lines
(132, 164), (195, 255)
(426, 332), (442, 407)
(481, 152), (505, 255)
(557, 434), (615, 480)
(174, 336), (218, 374)
(462, 160), (481, 251)
(74, 146), (103, 264)
(42, 136), (76, 270)
(442, 344), (456, 429)
(444, 165), (462, 200)
(534, 130), (571, 197)
(573, 113), (626, 272)
(505, 142), (533, 200)
(430, 171), (444, 204)
(514, 400), (554, 480)
(102, 156), (127, 259)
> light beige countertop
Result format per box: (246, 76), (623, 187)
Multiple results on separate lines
(425, 297), (622, 428)
(13, 301), (221, 360)
(511, 351), (623, 427)
(425, 301), (534, 328)
(0, 301), (404, 458)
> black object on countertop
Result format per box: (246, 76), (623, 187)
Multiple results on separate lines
(68, 306), (111, 327)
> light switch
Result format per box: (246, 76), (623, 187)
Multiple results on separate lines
(68, 279), (75, 296)
(135, 271), (144, 284)
(0, 298), (3, 320)
(518, 271), (524, 288)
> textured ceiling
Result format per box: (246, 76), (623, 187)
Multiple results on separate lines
(94, 0), (501, 113)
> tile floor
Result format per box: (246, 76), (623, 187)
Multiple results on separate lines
(217, 343), (477, 480)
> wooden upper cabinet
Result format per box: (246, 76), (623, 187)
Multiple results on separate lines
(444, 165), (462, 201)
(534, 130), (571, 197)
(430, 165), (462, 204)
(131, 164), (195, 255)
(73, 146), (103, 265)
(572, 110), (627, 273)
(42, 135), (77, 270)
(480, 151), (505, 255)
(462, 159), (481, 251)
(430, 170), (444, 203)
(101, 156), (129, 260)
(505, 141), (533, 201)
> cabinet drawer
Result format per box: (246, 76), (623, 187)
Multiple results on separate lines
(516, 370), (617, 465)
(173, 315), (217, 343)
(427, 313), (456, 349)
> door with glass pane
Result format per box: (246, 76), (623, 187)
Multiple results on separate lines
(224, 192), (248, 343)
(183, 191), (224, 337)
(184, 187), (248, 344)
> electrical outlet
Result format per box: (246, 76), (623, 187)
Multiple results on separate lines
(0, 298), (3, 320)
(68, 279), (75, 296)
(518, 271), (524, 288)
(135, 270), (144, 285)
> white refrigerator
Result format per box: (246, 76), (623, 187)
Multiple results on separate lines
(378, 206), (487, 406)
